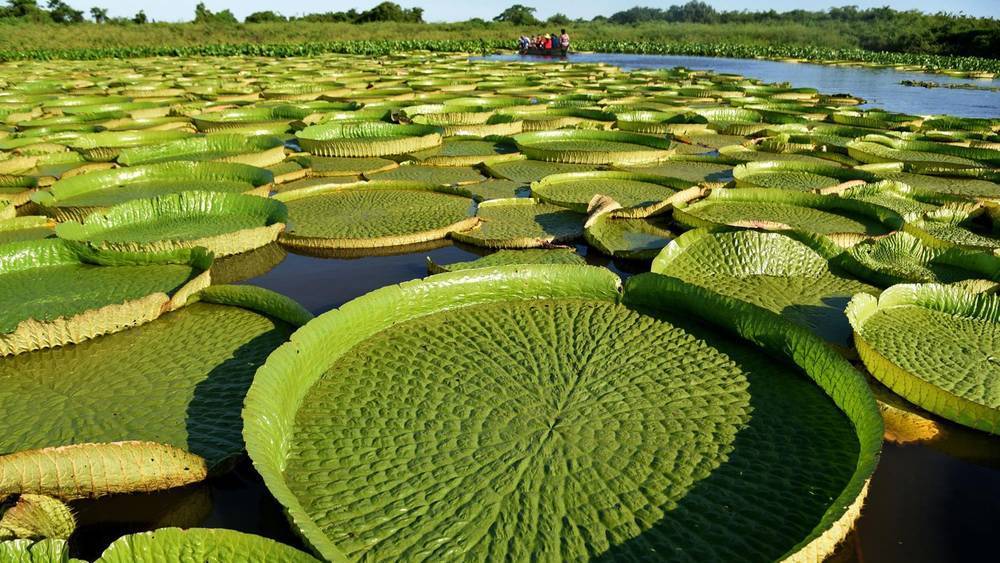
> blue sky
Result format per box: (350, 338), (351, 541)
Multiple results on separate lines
(61, 1), (997, 22)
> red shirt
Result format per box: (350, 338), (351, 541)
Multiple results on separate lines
(544, 38), (552, 49)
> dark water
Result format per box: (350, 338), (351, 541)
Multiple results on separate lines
(480, 53), (1000, 119)
(70, 241), (1000, 562)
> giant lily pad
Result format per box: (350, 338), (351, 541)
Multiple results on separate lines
(30, 161), (273, 221)
(426, 248), (584, 274)
(276, 181), (477, 251)
(407, 138), (521, 166)
(620, 158), (734, 184)
(732, 160), (876, 191)
(585, 196), (678, 260)
(55, 191), (287, 257)
(65, 130), (194, 162)
(244, 265), (880, 562)
(483, 158), (598, 183)
(117, 134), (286, 167)
(0, 285), (309, 477)
(674, 188), (903, 242)
(296, 122), (442, 157)
(513, 130), (674, 165)
(842, 232), (1000, 286)
(0, 216), (54, 244)
(0, 240), (211, 357)
(531, 171), (695, 215)
(450, 198), (585, 249)
(847, 284), (1000, 434)
(653, 228), (878, 348)
(365, 164), (486, 186)
(905, 218), (1000, 252)
(94, 528), (318, 562)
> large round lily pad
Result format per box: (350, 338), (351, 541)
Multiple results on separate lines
(0, 240), (211, 357)
(732, 160), (876, 191)
(426, 248), (584, 274)
(675, 188), (903, 241)
(276, 181), (477, 250)
(451, 198), (585, 249)
(55, 191), (287, 257)
(653, 228), (878, 348)
(94, 528), (318, 562)
(30, 161), (274, 222)
(483, 158), (598, 183)
(117, 134), (286, 168)
(296, 122), (442, 157)
(531, 171), (694, 215)
(513, 130), (674, 165)
(0, 216), (53, 244)
(0, 285), (309, 469)
(847, 284), (1000, 434)
(842, 231), (1000, 286)
(245, 265), (880, 562)
(365, 164), (486, 185)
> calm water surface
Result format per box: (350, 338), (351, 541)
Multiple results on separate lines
(481, 53), (1000, 118)
(70, 53), (1000, 561)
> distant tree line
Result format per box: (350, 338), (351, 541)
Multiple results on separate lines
(0, 0), (145, 23)
(599, 2), (999, 57)
(0, 1), (996, 58)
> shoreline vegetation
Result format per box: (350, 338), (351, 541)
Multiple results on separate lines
(0, 2), (997, 75)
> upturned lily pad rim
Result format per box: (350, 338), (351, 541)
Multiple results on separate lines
(0, 239), (213, 356)
(732, 159), (878, 187)
(244, 264), (880, 562)
(275, 180), (478, 250)
(116, 134), (286, 166)
(846, 283), (999, 434)
(652, 226), (846, 275)
(53, 191), (288, 257)
(273, 179), (475, 203)
(93, 527), (319, 562)
(839, 231), (1000, 287)
(30, 161), (274, 209)
(512, 129), (674, 165)
(675, 187), (906, 238)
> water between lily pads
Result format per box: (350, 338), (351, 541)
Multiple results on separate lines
(479, 53), (1000, 119)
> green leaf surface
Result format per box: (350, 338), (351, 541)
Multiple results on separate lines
(54, 191), (287, 256)
(0, 296), (297, 468)
(426, 248), (584, 274)
(244, 265), (879, 562)
(451, 198), (585, 249)
(0, 239), (209, 337)
(531, 171), (691, 213)
(94, 528), (318, 562)
(277, 182), (476, 249)
(483, 158), (598, 183)
(848, 284), (1000, 434)
(653, 228), (877, 348)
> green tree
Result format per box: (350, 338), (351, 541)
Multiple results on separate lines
(354, 2), (423, 24)
(132, 9), (146, 23)
(47, 0), (83, 22)
(89, 6), (107, 23)
(245, 10), (286, 23)
(493, 4), (539, 26)
(547, 13), (570, 25)
(193, 2), (236, 24)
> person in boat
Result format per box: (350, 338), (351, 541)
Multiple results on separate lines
(543, 34), (552, 50)
(560, 29), (570, 54)
(518, 35), (530, 51)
